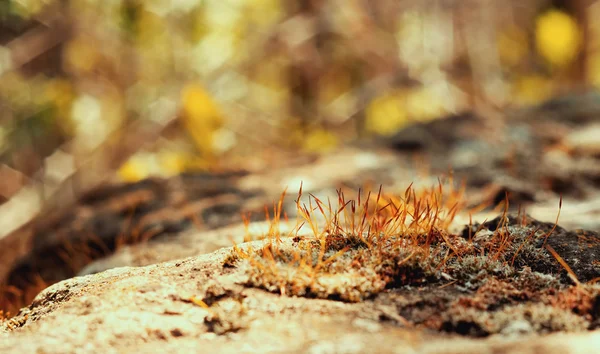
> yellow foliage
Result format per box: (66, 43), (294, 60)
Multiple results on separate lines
(65, 35), (100, 75)
(303, 128), (339, 153)
(136, 9), (168, 47)
(118, 155), (151, 182)
(158, 151), (188, 175)
(0, 72), (37, 109)
(282, 118), (308, 149)
(45, 79), (76, 135)
(249, 61), (290, 112)
(180, 83), (224, 160)
(588, 54), (600, 89)
(246, 0), (283, 27)
(365, 91), (408, 136)
(136, 9), (173, 81)
(512, 74), (554, 106)
(405, 86), (448, 122)
(535, 9), (581, 69)
(192, 6), (208, 43)
(118, 151), (190, 182)
(45, 79), (74, 112)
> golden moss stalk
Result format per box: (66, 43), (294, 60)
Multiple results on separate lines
(228, 176), (573, 303)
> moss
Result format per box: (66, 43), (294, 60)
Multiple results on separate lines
(324, 233), (369, 252)
(236, 220), (559, 302)
(238, 239), (388, 302)
(222, 251), (240, 268)
(230, 181), (597, 335)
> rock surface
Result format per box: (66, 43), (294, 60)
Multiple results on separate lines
(2, 233), (600, 354)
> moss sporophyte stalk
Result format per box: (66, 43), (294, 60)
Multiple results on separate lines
(226, 178), (580, 303)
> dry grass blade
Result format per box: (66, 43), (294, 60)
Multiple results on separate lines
(544, 243), (580, 286)
(543, 195), (563, 247)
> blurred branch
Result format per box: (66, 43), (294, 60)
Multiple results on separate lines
(0, 114), (177, 284)
(5, 6), (68, 73)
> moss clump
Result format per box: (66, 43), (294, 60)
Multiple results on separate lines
(225, 180), (598, 336)
(229, 181), (559, 300)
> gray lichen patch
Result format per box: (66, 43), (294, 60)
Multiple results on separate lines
(441, 302), (591, 337)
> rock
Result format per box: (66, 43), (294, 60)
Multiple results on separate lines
(2, 236), (600, 354)
(564, 124), (600, 156)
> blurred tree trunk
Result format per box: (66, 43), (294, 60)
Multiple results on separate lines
(570, 0), (590, 86)
(286, 0), (325, 134)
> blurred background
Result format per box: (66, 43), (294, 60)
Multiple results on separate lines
(0, 0), (599, 208)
